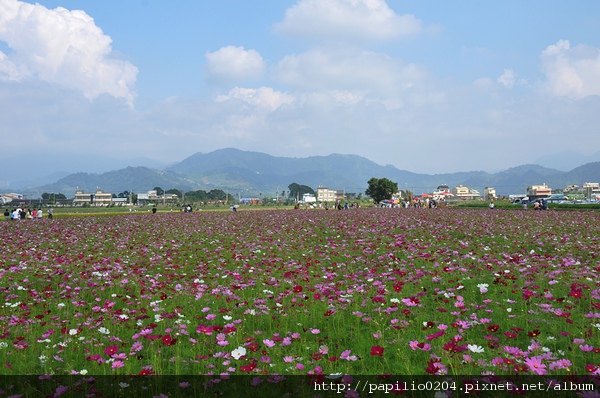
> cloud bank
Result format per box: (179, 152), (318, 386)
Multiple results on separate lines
(542, 40), (600, 99)
(274, 0), (422, 43)
(0, 0), (137, 105)
(205, 46), (266, 83)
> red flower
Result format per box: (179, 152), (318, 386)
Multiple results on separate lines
(104, 345), (119, 356)
(513, 364), (528, 373)
(585, 364), (597, 373)
(370, 345), (384, 357)
(393, 282), (404, 292)
(527, 329), (541, 337)
(422, 322), (435, 330)
(240, 362), (257, 373)
(522, 290), (535, 300)
(569, 289), (583, 298)
(161, 334), (177, 346)
(426, 331), (445, 341)
(425, 359), (440, 374)
(323, 309), (336, 317)
(487, 324), (500, 333)
(293, 285), (303, 293)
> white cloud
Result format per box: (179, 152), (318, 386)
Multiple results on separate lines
(274, 0), (422, 43)
(205, 46), (265, 82)
(497, 69), (515, 89)
(215, 86), (294, 111)
(273, 48), (424, 96)
(541, 40), (600, 99)
(0, 0), (137, 105)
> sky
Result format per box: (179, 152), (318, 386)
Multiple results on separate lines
(1, 0), (600, 181)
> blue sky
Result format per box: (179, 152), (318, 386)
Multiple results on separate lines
(1, 0), (600, 179)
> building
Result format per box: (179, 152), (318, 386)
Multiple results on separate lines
(583, 182), (600, 197)
(93, 190), (113, 206)
(483, 187), (497, 201)
(452, 185), (481, 200)
(73, 190), (92, 206)
(302, 193), (317, 203)
(136, 190), (179, 205)
(72, 189), (113, 206)
(317, 186), (344, 203)
(527, 183), (552, 197)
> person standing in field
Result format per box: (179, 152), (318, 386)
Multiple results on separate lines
(3, 209), (9, 220)
(37, 209), (43, 219)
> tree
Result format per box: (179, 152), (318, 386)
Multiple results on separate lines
(166, 188), (182, 199)
(365, 177), (398, 203)
(153, 187), (164, 196)
(288, 183), (314, 200)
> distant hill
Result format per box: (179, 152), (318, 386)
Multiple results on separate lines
(32, 167), (195, 198)
(18, 148), (600, 198)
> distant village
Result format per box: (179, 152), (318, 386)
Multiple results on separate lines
(2, 181), (600, 208)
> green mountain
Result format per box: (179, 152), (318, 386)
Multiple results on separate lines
(24, 148), (600, 198)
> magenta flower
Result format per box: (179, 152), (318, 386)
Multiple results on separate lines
(340, 350), (358, 361)
(524, 356), (547, 375)
(263, 339), (275, 348)
(111, 361), (124, 368)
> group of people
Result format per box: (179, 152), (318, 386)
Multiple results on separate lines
(533, 199), (548, 210)
(3, 208), (52, 220)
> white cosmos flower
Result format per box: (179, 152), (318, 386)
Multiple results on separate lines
(467, 344), (485, 353)
(231, 346), (247, 360)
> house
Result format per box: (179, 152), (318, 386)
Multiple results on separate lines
(93, 190), (113, 206)
(452, 185), (481, 200)
(583, 182), (600, 197)
(72, 189), (113, 206)
(317, 186), (337, 203)
(527, 183), (551, 197)
(73, 190), (92, 206)
(302, 193), (317, 203)
(483, 187), (497, 201)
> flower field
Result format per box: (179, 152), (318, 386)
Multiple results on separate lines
(0, 208), (599, 396)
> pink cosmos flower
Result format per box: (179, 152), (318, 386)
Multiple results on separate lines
(263, 339), (275, 348)
(524, 356), (547, 375)
(549, 359), (572, 370)
(340, 350), (357, 361)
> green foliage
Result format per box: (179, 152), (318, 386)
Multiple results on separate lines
(365, 177), (398, 203)
(165, 188), (182, 198)
(183, 189), (228, 203)
(288, 183), (314, 200)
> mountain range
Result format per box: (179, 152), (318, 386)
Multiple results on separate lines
(9, 148), (600, 198)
